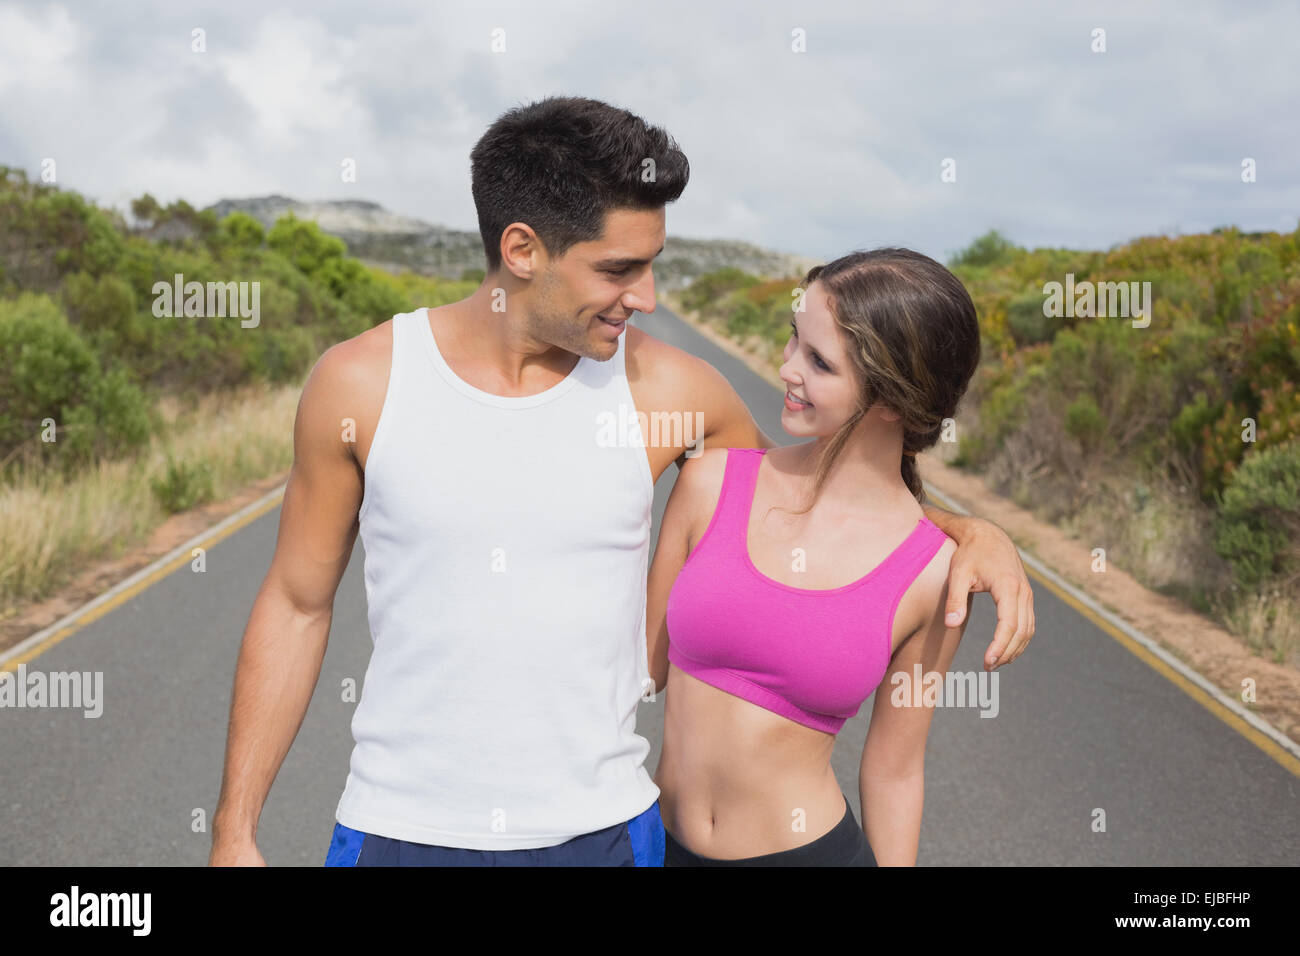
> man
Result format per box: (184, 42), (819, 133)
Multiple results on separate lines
(209, 95), (1035, 867)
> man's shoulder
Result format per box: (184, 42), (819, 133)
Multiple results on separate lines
(298, 318), (396, 462)
(316, 317), (394, 388)
(625, 322), (733, 407)
(626, 323), (715, 383)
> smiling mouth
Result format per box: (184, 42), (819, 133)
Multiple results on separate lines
(599, 314), (628, 327)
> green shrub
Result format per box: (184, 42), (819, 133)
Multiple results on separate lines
(962, 350), (1048, 462)
(679, 267), (760, 313)
(314, 257), (409, 319)
(725, 300), (764, 338)
(1188, 378), (1300, 499)
(0, 293), (154, 470)
(251, 324), (319, 386)
(1064, 393), (1105, 449)
(60, 364), (156, 465)
(217, 211), (266, 253)
(0, 293), (98, 450)
(1171, 392), (1220, 459)
(131, 193), (162, 227)
(1213, 437), (1300, 589)
(1258, 381), (1300, 449)
(1200, 400), (1252, 497)
(39, 190), (127, 277)
(1044, 326), (1091, 397)
(950, 229), (1022, 269)
(151, 456), (215, 513)
(1006, 289), (1055, 346)
(61, 271), (137, 333)
(267, 214), (347, 276)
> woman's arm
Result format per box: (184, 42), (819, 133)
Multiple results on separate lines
(859, 540), (970, 865)
(921, 503), (1035, 671)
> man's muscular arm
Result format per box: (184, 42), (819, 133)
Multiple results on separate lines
(669, 353), (778, 469)
(921, 502), (1035, 671)
(209, 340), (370, 865)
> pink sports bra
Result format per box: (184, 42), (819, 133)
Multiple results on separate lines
(666, 447), (951, 734)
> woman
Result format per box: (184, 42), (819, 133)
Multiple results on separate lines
(645, 247), (984, 866)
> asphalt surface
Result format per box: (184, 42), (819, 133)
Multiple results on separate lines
(2, 301), (1297, 865)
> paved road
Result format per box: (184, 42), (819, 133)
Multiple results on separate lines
(2, 302), (1297, 865)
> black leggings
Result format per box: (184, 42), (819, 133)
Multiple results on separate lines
(664, 796), (877, 867)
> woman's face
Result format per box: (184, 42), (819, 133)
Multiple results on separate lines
(779, 280), (867, 437)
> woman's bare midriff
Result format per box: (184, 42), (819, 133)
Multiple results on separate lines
(653, 662), (848, 859)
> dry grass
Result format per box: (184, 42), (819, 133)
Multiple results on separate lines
(974, 413), (1297, 665)
(1214, 586), (1300, 667)
(0, 379), (302, 618)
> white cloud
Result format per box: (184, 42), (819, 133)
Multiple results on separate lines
(0, 0), (1295, 263)
(215, 12), (369, 149)
(0, 4), (80, 93)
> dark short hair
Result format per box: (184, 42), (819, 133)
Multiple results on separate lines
(470, 96), (689, 272)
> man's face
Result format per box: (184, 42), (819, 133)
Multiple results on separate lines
(528, 206), (665, 361)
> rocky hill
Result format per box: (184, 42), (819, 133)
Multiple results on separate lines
(203, 195), (818, 289)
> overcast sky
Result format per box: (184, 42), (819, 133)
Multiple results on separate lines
(1, 0), (1296, 264)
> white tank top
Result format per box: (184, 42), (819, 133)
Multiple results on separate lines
(334, 308), (660, 849)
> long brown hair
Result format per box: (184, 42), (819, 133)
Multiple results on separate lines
(774, 247), (981, 517)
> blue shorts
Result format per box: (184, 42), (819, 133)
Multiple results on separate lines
(324, 800), (665, 867)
